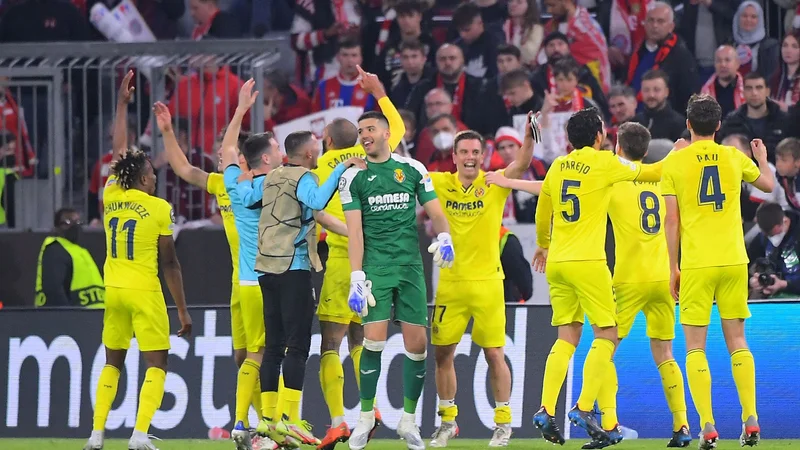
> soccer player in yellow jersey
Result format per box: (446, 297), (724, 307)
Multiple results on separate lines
(312, 66), (402, 449)
(662, 95), (774, 449)
(84, 71), (192, 450)
(427, 115), (536, 449)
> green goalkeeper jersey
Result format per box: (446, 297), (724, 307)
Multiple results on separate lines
(339, 153), (438, 267)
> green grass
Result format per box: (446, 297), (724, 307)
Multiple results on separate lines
(2, 439), (799, 450)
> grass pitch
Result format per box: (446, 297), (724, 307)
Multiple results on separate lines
(2, 439), (799, 450)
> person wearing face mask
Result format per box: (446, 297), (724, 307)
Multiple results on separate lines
(427, 114), (460, 173)
(34, 207), (105, 308)
(748, 202), (800, 298)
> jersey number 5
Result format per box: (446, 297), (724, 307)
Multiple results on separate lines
(698, 165), (726, 211)
(560, 180), (581, 222)
(109, 218), (137, 260)
(639, 191), (661, 234)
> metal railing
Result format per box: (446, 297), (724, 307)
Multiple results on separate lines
(0, 38), (290, 230)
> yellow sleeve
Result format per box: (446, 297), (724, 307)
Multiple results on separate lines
(605, 152), (644, 183)
(379, 96), (406, 151)
(159, 201), (176, 236)
(535, 175), (553, 248)
(206, 173), (223, 195)
(736, 148), (761, 184)
(636, 160), (664, 182)
(660, 157), (677, 196)
(104, 174), (121, 201)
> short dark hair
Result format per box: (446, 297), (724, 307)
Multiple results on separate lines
(756, 202), (786, 233)
(641, 69), (670, 85)
(454, 130), (485, 152)
(327, 118), (358, 149)
(543, 31), (569, 48)
(399, 40), (426, 55)
(338, 37), (360, 51)
(395, 0), (424, 16)
(399, 109), (416, 131)
(552, 58), (580, 78)
(428, 113), (457, 128)
(497, 44), (521, 60)
(500, 69), (530, 92)
(616, 122), (651, 161)
(608, 84), (636, 100)
(284, 130), (315, 157)
(452, 2), (481, 29)
(54, 207), (78, 227)
(242, 132), (273, 168)
(744, 71), (766, 85)
(358, 111), (389, 128)
(111, 149), (150, 190)
(686, 94), (722, 136)
(776, 137), (800, 160)
(566, 108), (603, 149)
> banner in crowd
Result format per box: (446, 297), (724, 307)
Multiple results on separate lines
(273, 107), (364, 155)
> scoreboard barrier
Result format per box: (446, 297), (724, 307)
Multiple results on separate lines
(1, 303), (798, 440)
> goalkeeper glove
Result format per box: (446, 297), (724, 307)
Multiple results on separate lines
(428, 232), (455, 269)
(348, 271), (376, 318)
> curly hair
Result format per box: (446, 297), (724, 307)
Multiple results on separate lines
(111, 149), (149, 189)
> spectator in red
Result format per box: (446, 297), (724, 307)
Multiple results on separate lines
(503, 0), (544, 67)
(494, 126), (547, 224)
(312, 39), (375, 112)
(770, 32), (800, 112)
(700, 45), (744, 118)
(390, 40), (434, 108)
(0, 88), (35, 178)
(426, 113), (460, 173)
(189, 0), (241, 39)
(168, 60), (245, 154)
(414, 88), (468, 166)
(262, 70), (312, 131)
(542, 0), (610, 92)
(606, 84), (638, 145)
(547, 58), (600, 113)
(596, 0), (651, 80)
(373, 0), (437, 90)
(290, 0), (361, 91)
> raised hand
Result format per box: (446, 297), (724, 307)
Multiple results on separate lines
(153, 102), (173, 133)
(751, 138), (768, 163)
(344, 157), (367, 169)
(672, 138), (689, 151)
(118, 70), (135, 105)
(237, 78), (260, 113)
(484, 170), (510, 188)
(356, 65), (385, 97)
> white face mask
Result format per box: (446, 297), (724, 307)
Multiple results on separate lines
(433, 131), (455, 151)
(769, 231), (786, 247)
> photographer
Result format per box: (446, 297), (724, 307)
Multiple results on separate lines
(748, 202), (800, 298)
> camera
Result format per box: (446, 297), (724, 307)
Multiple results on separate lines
(753, 257), (778, 287)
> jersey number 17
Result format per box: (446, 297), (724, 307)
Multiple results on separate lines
(698, 165), (726, 211)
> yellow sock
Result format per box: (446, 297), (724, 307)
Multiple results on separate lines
(351, 345), (363, 390)
(731, 349), (757, 422)
(494, 405), (512, 424)
(597, 360), (618, 430)
(541, 339), (576, 414)
(577, 339), (615, 411)
(134, 367), (166, 433)
(658, 359), (689, 431)
(320, 351), (345, 420)
(438, 403), (458, 422)
(252, 378), (263, 421)
(235, 359), (261, 426)
(261, 391), (278, 423)
(93, 365), (121, 431)
(276, 376), (286, 421)
(686, 349), (714, 428)
(283, 387), (302, 421)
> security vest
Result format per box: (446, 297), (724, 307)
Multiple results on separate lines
(500, 226), (513, 253)
(35, 237), (105, 308)
(255, 165), (322, 274)
(0, 168), (13, 225)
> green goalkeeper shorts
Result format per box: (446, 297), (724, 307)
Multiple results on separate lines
(364, 264), (428, 326)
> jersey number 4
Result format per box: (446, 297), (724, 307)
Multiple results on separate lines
(109, 218), (137, 260)
(698, 165), (726, 211)
(639, 191), (661, 234)
(560, 180), (581, 222)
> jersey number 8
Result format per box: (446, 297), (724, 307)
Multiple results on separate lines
(638, 191), (661, 234)
(560, 180), (581, 222)
(698, 165), (726, 211)
(109, 217), (137, 260)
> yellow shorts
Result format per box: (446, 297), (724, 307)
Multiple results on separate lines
(230, 283), (246, 350)
(240, 283), (266, 352)
(547, 260), (616, 328)
(615, 281), (675, 340)
(317, 256), (360, 325)
(103, 286), (170, 352)
(432, 279), (505, 348)
(680, 264), (750, 326)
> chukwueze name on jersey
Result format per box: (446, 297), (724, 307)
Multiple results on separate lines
(104, 200), (153, 219)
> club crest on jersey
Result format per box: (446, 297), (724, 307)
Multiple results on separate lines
(475, 187), (485, 198)
(394, 168), (406, 183)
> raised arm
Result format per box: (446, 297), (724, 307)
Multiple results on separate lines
(153, 102), (209, 188)
(111, 70), (135, 164)
(222, 79), (260, 169)
(485, 171), (543, 194)
(664, 195), (681, 300)
(314, 210), (348, 236)
(298, 158), (364, 210)
(158, 234), (192, 337)
(345, 209), (364, 271)
(357, 65), (406, 150)
(503, 111), (539, 180)
(749, 139), (775, 193)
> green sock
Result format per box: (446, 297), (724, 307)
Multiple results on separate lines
(403, 353), (426, 414)
(359, 348), (382, 412)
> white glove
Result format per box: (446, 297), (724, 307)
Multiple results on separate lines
(348, 271), (376, 318)
(427, 232), (455, 269)
(530, 112), (543, 144)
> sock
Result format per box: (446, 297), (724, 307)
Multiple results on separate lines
(730, 349), (758, 422)
(494, 403), (512, 425)
(686, 349), (714, 428)
(351, 345), (363, 390)
(251, 379), (263, 422)
(320, 350), (345, 420)
(597, 360), (618, 430)
(541, 339), (576, 415)
(403, 353), (426, 414)
(276, 375), (286, 421)
(134, 367), (166, 433)
(658, 359), (689, 431)
(438, 399), (458, 422)
(93, 365), (121, 431)
(261, 391), (278, 423)
(235, 359), (261, 426)
(576, 339), (615, 411)
(282, 387), (302, 421)
(359, 347), (382, 412)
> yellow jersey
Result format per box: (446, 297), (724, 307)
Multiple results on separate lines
(661, 140), (761, 269)
(536, 147), (659, 262)
(103, 175), (175, 291)
(608, 179), (670, 284)
(312, 96), (405, 258)
(431, 170), (511, 281)
(207, 173), (239, 283)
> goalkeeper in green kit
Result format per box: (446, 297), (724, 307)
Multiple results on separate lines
(338, 111), (454, 450)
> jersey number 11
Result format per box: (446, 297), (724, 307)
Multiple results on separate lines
(109, 217), (137, 260)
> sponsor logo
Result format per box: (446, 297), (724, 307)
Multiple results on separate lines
(394, 169), (405, 183)
(367, 193), (410, 212)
